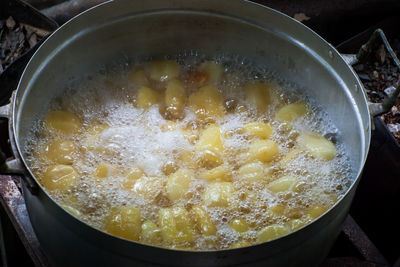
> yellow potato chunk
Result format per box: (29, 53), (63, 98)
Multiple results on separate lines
(199, 61), (223, 83)
(248, 139), (279, 162)
(191, 206), (217, 236)
(45, 110), (81, 134)
(148, 60), (180, 82)
(257, 224), (289, 243)
(238, 162), (265, 182)
(136, 86), (161, 108)
(121, 166), (144, 190)
(166, 168), (193, 202)
(200, 165), (232, 182)
(230, 241), (252, 249)
(41, 164), (78, 192)
(297, 134), (336, 160)
(196, 124), (224, 167)
(141, 220), (162, 245)
(128, 69), (149, 87)
(244, 122), (273, 139)
(275, 103), (307, 122)
(203, 182), (234, 207)
(306, 205), (328, 219)
(158, 207), (194, 245)
(42, 140), (75, 165)
(94, 163), (119, 179)
(165, 79), (186, 119)
(267, 175), (297, 193)
(133, 176), (163, 200)
(230, 218), (248, 233)
(188, 85), (224, 119)
(104, 206), (142, 241)
(244, 82), (271, 114)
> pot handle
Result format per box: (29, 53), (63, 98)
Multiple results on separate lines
(0, 102), (39, 195)
(341, 29), (400, 117)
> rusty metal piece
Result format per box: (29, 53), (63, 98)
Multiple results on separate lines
(0, 174), (50, 267)
(342, 215), (388, 266)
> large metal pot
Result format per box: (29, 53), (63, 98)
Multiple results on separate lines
(0, 0), (390, 266)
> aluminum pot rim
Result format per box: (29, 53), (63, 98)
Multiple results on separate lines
(10, 0), (371, 255)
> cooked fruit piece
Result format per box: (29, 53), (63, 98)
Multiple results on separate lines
(191, 206), (217, 236)
(148, 60), (180, 82)
(165, 79), (186, 119)
(133, 176), (163, 200)
(94, 163), (119, 180)
(306, 205), (328, 219)
(248, 139), (279, 162)
(200, 165), (232, 182)
(166, 168), (193, 202)
(158, 207), (194, 245)
(229, 218), (249, 233)
(203, 182), (234, 207)
(45, 110), (81, 134)
(275, 103), (307, 122)
(141, 220), (162, 244)
(41, 164), (78, 192)
(42, 140), (75, 165)
(297, 134), (336, 160)
(188, 85), (224, 119)
(136, 86), (161, 108)
(279, 148), (302, 167)
(196, 124), (224, 167)
(257, 224), (289, 243)
(121, 166), (144, 190)
(199, 61), (223, 83)
(238, 162), (265, 182)
(244, 82), (271, 113)
(244, 122), (273, 139)
(267, 175), (297, 193)
(104, 206), (142, 241)
(286, 219), (306, 231)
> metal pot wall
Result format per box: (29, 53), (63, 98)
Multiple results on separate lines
(0, 0), (386, 266)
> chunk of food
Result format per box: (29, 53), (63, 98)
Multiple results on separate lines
(244, 122), (273, 139)
(188, 85), (224, 118)
(306, 205), (328, 219)
(275, 103), (307, 122)
(238, 162), (265, 182)
(141, 220), (162, 245)
(279, 148), (302, 168)
(81, 123), (109, 151)
(121, 166), (144, 190)
(42, 140), (75, 165)
(148, 60), (180, 82)
(200, 165), (232, 182)
(61, 204), (82, 218)
(166, 168), (193, 202)
(244, 82), (271, 113)
(136, 86), (161, 108)
(191, 206), (217, 236)
(94, 163), (119, 179)
(133, 177), (163, 200)
(41, 164), (78, 192)
(257, 224), (289, 243)
(165, 79), (186, 119)
(248, 139), (279, 162)
(104, 206), (142, 241)
(297, 134), (336, 160)
(229, 218), (248, 233)
(203, 182), (234, 207)
(45, 110), (81, 134)
(128, 69), (150, 87)
(158, 207), (194, 245)
(267, 175), (297, 193)
(199, 61), (223, 83)
(196, 124), (224, 167)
